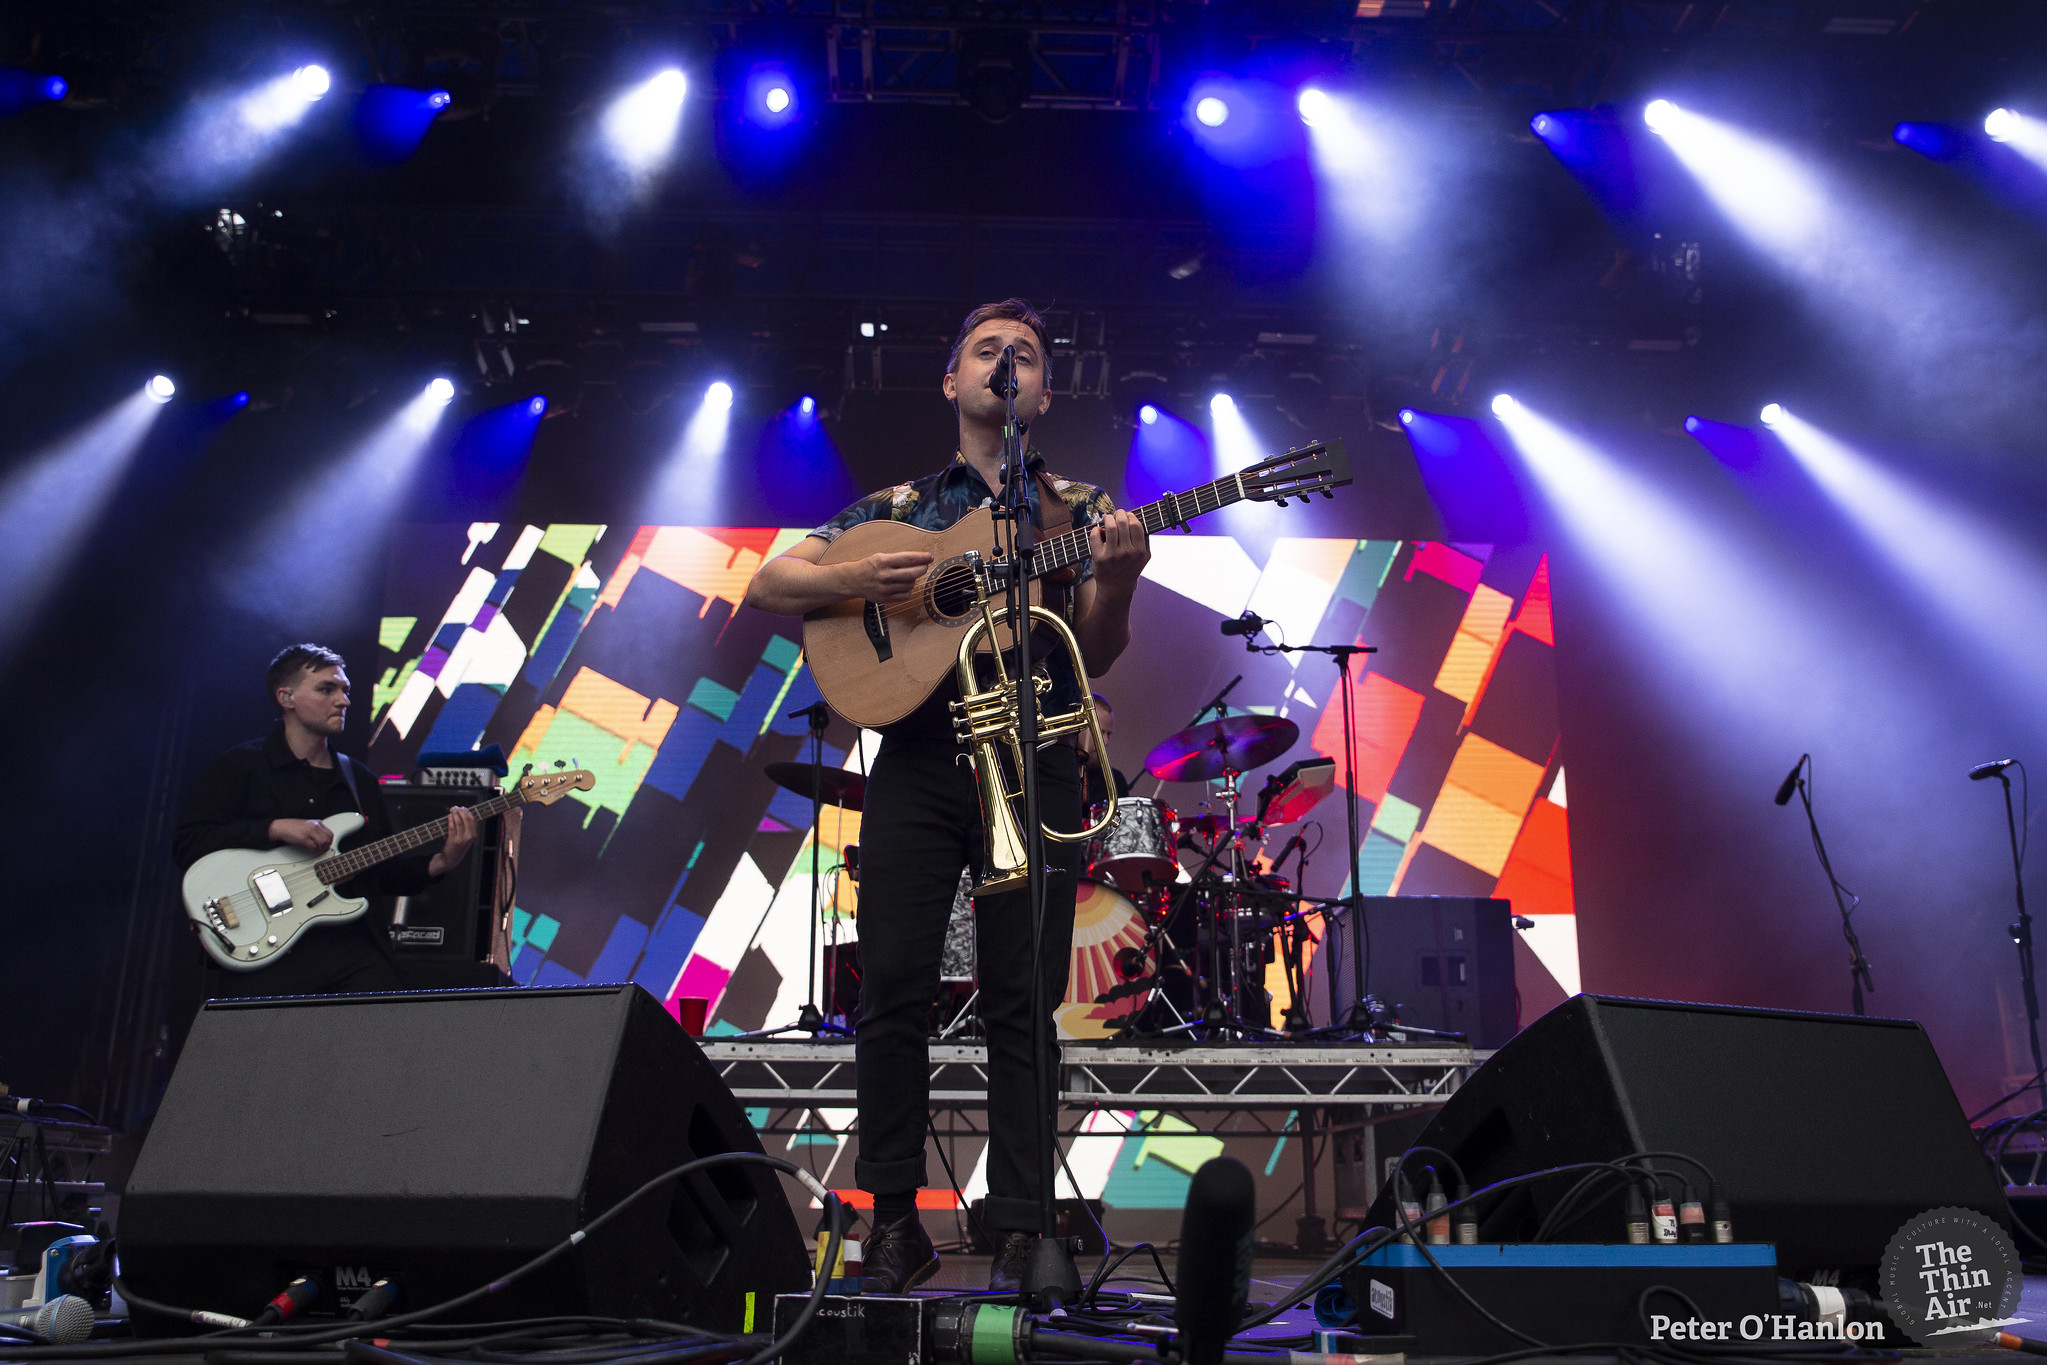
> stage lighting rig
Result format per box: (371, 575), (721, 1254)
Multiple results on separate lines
(1195, 95), (1229, 126)
(1760, 402), (1785, 425)
(1643, 98), (1676, 132)
(1297, 87), (1335, 126)
(427, 377), (457, 405)
(147, 375), (177, 403)
(1491, 392), (1517, 416)
(1986, 108), (2017, 141)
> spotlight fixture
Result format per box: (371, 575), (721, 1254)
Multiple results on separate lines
(1986, 108), (2017, 142)
(1139, 403), (1159, 426)
(1490, 393), (1517, 416)
(1530, 114), (1555, 139)
(526, 396), (548, 417)
(292, 65), (332, 102)
(706, 381), (735, 410)
(1398, 409), (1415, 426)
(1683, 415), (1701, 434)
(147, 374), (177, 403)
(604, 68), (689, 169)
(1296, 88), (1335, 127)
(427, 377), (456, 405)
(1194, 96), (1229, 128)
(1643, 98), (1675, 133)
(798, 395), (817, 417)
(1209, 393), (1235, 415)
(766, 86), (791, 114)
(1759, 402), (1785, 426)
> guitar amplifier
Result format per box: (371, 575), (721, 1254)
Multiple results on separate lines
(374, 784), (518, 987)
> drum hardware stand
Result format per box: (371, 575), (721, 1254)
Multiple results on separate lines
(1234, 626), (1379, 1037)
(734, 702), (852, 1040)
(1977, 760), (2040, 1099)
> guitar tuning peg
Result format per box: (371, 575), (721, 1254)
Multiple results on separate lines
(520, 762), (533, 778)
(1321, 489), (1334, 499)
(1275, 497), (1288, 508)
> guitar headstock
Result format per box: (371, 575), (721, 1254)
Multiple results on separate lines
(1239, 439), (1351, 506)
(517, 768), (597, 805)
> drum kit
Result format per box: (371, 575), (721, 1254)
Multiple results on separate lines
(762, 703), (1338, 1042)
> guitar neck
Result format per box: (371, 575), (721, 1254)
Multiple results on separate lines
(314, 786), (519, 885)
(1031, 473), (1247, 579)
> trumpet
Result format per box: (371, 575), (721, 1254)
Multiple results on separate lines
(950, 570), (1119, 898)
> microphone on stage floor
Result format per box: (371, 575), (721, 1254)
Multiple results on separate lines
(0, 1295), (94, 1345)
(987, 344), (1017, 399)
(1220, 612), (1265, 637)
(1175, 1156), (1255, 1365)
(1971, 759), (2018, 781)
(1773, 755), (1808, 807)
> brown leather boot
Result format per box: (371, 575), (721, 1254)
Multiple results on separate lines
(860, 1210), (939, 1294)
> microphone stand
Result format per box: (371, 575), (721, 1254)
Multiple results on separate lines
(733, 702), (851, 1039)
(1236, 629), (1378, 1035)
(1986, 765), (2043, 1103)
(987, 348), (1078, 1308)
(1784, 758), (1874, 1017)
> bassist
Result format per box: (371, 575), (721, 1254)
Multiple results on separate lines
(743, 299), (1149, 1294)
(172, 643), (476, 997)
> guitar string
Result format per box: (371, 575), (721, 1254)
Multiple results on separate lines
(312, 782), (553, 883)
(864, 475), (1250, 624)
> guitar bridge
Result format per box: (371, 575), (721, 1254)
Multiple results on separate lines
(862, 599), (893, 662)
(205, 898), (240, 931)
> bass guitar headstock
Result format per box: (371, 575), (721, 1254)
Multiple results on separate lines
(516, 768), (597, 805)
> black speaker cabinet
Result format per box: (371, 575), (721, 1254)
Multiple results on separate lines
(1371, 994), (2008, 1278)
(375, 784), (517, 985)
(120, 985), (807, 1330)
(1308, 897), (1517, 1047)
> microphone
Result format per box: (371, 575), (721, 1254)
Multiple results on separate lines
(987, 344), (1017, 399)
(1273, 831), (1308, 865)
(0, 1296), (94, 1345)
(1219, 611), (1265, 637)
(1972, 759), (2018, 781)
(1175, 1156), (1255, 1365)
(1773, 756), (1807, 807)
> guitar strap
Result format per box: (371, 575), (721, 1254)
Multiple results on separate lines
(334, 752), (368, 824)
(1033, 469), (1078, 613)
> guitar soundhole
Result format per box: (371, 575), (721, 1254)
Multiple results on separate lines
(928, 563), (979, 620)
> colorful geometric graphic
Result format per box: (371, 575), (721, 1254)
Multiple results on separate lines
(370, 526), (1573, 1215)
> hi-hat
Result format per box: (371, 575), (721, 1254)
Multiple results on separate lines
(763, 761), (866, 811)
(1144, 714), (1301, 783)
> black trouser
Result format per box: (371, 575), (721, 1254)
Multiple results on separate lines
(204, 918), (402, 998)
(855, 735), (1082, 1234)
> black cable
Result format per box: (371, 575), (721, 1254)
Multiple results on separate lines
(928, 1111), (994, 1253)
(1392, 1169), (1546, 1349)
(14, 1155), (843, 1362)
(1636, 1286), (1707, 1337)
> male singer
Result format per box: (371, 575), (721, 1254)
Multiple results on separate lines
(743, 299), (1149, 1292)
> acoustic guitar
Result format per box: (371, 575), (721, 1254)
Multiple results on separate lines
(802, 441), (1350, 727)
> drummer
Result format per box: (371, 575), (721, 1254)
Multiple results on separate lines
(1080, 692), (1133, 811)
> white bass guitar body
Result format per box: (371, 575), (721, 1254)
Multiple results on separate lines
(183, 813), (371, 971)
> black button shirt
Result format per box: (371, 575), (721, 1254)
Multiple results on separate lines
(172, 724), (435, 901)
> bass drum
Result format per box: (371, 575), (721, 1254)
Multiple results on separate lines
(1087, 796), (1179, 896)
(1055, 879), (1154, 1041)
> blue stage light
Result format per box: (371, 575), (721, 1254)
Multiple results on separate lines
(706, 380), (734, 410)
(147, 374), (177, 404)
(1490, 393), (1516, 416)
(1195, 96), (1229, 127)
(1892, 120), (1969, 162)
(427, 377), (456, 406)
(526, 396), (547, 418)
(1399, 408), (1415, 426)
(744, 65), (801, 129)
(605, 69), (689, 171)
(1296, 88), (1335, 127)
(233, 390), (251, 408)
(1987, 108), (2017, 142)
(1684, 415), (1701, 434)
(1643, 98), (1676, 133)
(1139, 403), (1159, 426)
(0, 69), (66, 116)
(1210, 392), (1235, 415)
(293, 66), (332, 101)
(1760, 402), (1785, 426)
(353, 84), (454, 162)
(798, 395), (817, 417)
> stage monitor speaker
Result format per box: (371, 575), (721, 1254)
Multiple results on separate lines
(1369, 994), (2007, 1278)
(376, 784), (517, 986)
(120, 985), (807, 1331)
(1308, 897), (1517, 1048)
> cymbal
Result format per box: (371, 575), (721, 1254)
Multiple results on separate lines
(1145, 714), (1301, 783)
(763, 761), (867, 811)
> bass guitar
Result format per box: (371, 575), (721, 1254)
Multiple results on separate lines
(182, 766), (594, 970)
(803, 440), (1351, 727)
